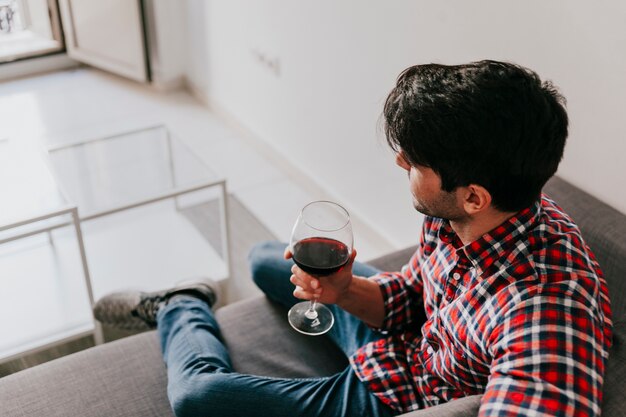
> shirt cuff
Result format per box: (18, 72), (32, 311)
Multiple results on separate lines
(369, 271), (407, 332)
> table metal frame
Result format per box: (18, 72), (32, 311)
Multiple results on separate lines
(0, 124), (232, 362)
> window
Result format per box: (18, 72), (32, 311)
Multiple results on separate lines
(0, 0), (64, 64)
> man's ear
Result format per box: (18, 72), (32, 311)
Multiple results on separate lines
(461, 184), (492, 215)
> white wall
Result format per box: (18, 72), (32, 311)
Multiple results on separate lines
(184, 1), (626, 248)
(146, 0), (187, 89)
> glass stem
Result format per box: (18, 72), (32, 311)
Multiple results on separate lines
(305, 299), (318, 320)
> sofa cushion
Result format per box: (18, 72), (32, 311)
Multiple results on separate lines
(367, 245), (419, 272)
(215, 295), (348, 377)
(0, 331), (173, 417)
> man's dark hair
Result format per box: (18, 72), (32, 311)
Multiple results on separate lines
(383, 60), (568, 212)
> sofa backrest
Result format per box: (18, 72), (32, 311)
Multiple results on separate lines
(544, 176), (626, 321)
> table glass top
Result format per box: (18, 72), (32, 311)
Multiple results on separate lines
(46, 125), (220, 218)
(0, 140), (67, 227)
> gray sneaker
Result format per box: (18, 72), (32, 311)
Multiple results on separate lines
(93, 279), (218, 331)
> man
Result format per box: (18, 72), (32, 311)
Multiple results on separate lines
(95, 60), (612, 416)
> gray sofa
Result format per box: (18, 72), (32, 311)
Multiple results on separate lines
(1, 176), (624, 417)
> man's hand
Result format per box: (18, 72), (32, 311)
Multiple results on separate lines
(285, 247), (386, 328)
(284, 247), (357, 305)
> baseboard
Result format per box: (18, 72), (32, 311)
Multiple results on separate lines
(150, 74), (186, 92)
(0, 53), (79, 83)
(184, 77), (210, 106)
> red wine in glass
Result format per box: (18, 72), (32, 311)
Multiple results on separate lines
(288, 200), (353, 336)
(292, 237), (350, 276)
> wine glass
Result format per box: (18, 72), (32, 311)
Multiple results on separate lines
(288, 200), (353, 336)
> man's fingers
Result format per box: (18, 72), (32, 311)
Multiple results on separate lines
(293, 286), (319, 301)
(290, 273), (322, 294)
(284, 247), (293, 260)
(290, 263), (322, 293)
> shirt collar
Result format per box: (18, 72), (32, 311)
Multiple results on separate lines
(438, 199), (542, 277)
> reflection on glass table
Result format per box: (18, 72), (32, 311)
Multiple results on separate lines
(0, 140), (66, 228)
(46, 125), (231, 302)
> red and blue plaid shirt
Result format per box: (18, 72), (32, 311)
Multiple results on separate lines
(350, 195), (613, 416)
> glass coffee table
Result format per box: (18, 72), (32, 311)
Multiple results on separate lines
(0, 125), (230, 363)
(46, 125), (232, 302)
(0, 140), (94, 363)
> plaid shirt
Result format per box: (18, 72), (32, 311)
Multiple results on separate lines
(350, 195), (613, 416)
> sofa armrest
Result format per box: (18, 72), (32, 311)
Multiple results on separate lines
(0, 331), (173, 417)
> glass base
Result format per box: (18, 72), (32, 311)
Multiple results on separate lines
(287, 302), (334, 336)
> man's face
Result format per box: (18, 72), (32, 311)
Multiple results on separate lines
(395, 151), (465, 221)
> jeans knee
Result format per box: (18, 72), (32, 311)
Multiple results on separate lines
(248, 240), (287, 286)
(169, 373), (229, 417)
(169, 386), (194, 417)
(170, 392), (195, 417)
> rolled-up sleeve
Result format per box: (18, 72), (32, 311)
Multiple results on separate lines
(369, 224), (428, 333)
(479, 282), (612, 417)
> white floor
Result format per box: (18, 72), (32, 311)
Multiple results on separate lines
(0, 67), (389, 361)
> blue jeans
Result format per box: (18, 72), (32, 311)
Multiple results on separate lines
(158, 241), (395, 417)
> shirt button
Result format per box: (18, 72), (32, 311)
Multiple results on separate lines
(452, 272), (461, 280)
(427, 346), (434, 355)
